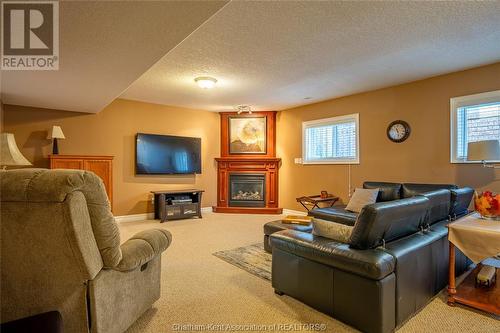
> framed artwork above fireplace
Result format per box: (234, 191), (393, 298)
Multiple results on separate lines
(219, 111), (276, 158)
(229, 116), (267, 154)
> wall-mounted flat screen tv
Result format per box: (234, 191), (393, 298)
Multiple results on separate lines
(136, 133), (201, 175)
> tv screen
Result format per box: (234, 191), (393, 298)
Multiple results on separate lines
(136, 133), (201, 174)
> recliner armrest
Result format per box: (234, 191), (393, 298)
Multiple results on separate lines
(115, 229), (172, 272)
(270, 230), (395, 280)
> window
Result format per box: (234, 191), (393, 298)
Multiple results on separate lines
(302, 113), (359, 164)
(450, 91), (500, 163)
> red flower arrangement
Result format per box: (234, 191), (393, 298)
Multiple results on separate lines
(474, 191), (500, 220)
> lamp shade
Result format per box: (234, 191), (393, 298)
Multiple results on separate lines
(47, 126), (65, 139)
(467, 140), (500, 161)
(0, 133), (32, 166)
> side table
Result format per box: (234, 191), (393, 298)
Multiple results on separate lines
(447, 213), (500, 315)
(296, 195), (339, 212)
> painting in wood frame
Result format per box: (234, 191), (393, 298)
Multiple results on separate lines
(229, 115), (267, 154)
(219, 111), (276, 158)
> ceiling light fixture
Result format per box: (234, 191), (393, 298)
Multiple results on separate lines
(236, 105), (252, 114)
(194, 76), (217, 89)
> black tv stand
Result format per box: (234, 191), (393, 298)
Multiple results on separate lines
(151, 189), (204, 222)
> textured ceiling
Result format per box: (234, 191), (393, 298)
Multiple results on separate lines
(1, 1), (228, 113)
(122, 1), (500, 112)
(2, 1), (500, 114)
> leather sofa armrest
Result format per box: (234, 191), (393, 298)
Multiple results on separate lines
(270, 230), (395, 280)
(450, 187), (473, 218)
(115, 229), (172, 272)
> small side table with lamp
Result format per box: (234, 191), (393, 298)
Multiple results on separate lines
(467, 139), (500, 221)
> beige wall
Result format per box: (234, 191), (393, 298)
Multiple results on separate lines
(277, 63), (500, 210)
(4, 63), (500, 214)
(3, 99), (220, 215)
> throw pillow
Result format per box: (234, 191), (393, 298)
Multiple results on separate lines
(345, 188), (379, 213)
(312, 218), (354, 243)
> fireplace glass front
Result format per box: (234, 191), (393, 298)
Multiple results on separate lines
(229, 174), (266, 207)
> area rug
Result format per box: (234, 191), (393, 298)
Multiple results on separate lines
(213, 243), (272, 281)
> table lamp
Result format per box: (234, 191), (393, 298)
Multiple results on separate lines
(467, 140), (500, 169)
(0, 133), (32, 170)
(47, 126), (65, 154)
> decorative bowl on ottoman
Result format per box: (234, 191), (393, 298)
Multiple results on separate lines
(474, 191), (500, 220)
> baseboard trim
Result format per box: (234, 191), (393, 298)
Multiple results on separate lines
(201, 207), (213, 213)
(212, 206), (283, 214)
(282, 208), (307, 216)
(115, 207), (214, 223)
(114, 213), (154, 223)
(115, 207), (305, 223)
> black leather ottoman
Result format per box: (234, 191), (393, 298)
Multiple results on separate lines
(263, 220), (312, 253)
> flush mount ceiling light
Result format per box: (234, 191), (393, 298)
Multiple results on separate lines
(194, 76), (217, 89)
(236, 105), (252, 114)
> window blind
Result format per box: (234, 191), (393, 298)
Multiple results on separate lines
(303, 116), (358, 163)
(456, 102), (500, 160)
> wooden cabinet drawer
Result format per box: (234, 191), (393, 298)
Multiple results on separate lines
(182, 203), (198, 215)
(51, 159), (84, 169)
(165, 206), (182, 218)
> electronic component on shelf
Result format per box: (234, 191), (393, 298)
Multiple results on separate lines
(171, 199), (193, 204)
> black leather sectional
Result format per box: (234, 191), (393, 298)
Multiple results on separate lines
(270, 182), (474, 333)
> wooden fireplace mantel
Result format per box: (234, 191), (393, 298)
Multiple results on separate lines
(215, 157), (282, 163)
(213, 111), (282, 214)
(212, 157), (282, 214)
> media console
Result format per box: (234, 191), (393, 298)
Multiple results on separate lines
(151, 189), (204, 222)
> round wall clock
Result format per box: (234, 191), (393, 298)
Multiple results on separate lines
(387, 120), (411, 143)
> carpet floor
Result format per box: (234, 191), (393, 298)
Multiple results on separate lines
(120, 212), (499, 333)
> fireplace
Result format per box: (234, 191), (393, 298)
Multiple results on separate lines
(229, 174), (266, 207)
(213, 111), (282, 214)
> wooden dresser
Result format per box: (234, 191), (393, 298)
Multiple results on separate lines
(48, 155), (114, 210)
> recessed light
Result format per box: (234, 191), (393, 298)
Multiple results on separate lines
(194, 76), (217, 89)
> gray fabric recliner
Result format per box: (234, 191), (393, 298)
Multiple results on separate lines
(0, 168), (172, 333)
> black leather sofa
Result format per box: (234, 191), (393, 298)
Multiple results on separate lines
(270, 182), (474, 333)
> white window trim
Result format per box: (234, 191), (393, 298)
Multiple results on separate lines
(302, 113), (360, 165)
(450, 90), (500, 164)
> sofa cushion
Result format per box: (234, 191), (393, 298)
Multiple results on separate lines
(312, 219), (353, 243)
(263, 220), (313, 236)
(349, 196), (430, 250)
(417, 189), (451, 225)
(270, 230), (395, 280)
(308, 206), (357, 226)
(363, 181), (402, 202)
(402, 183), (457, 198)
(345, 188), (379, 213)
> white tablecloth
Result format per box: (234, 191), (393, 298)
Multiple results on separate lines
(448, 213), (500, 263)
